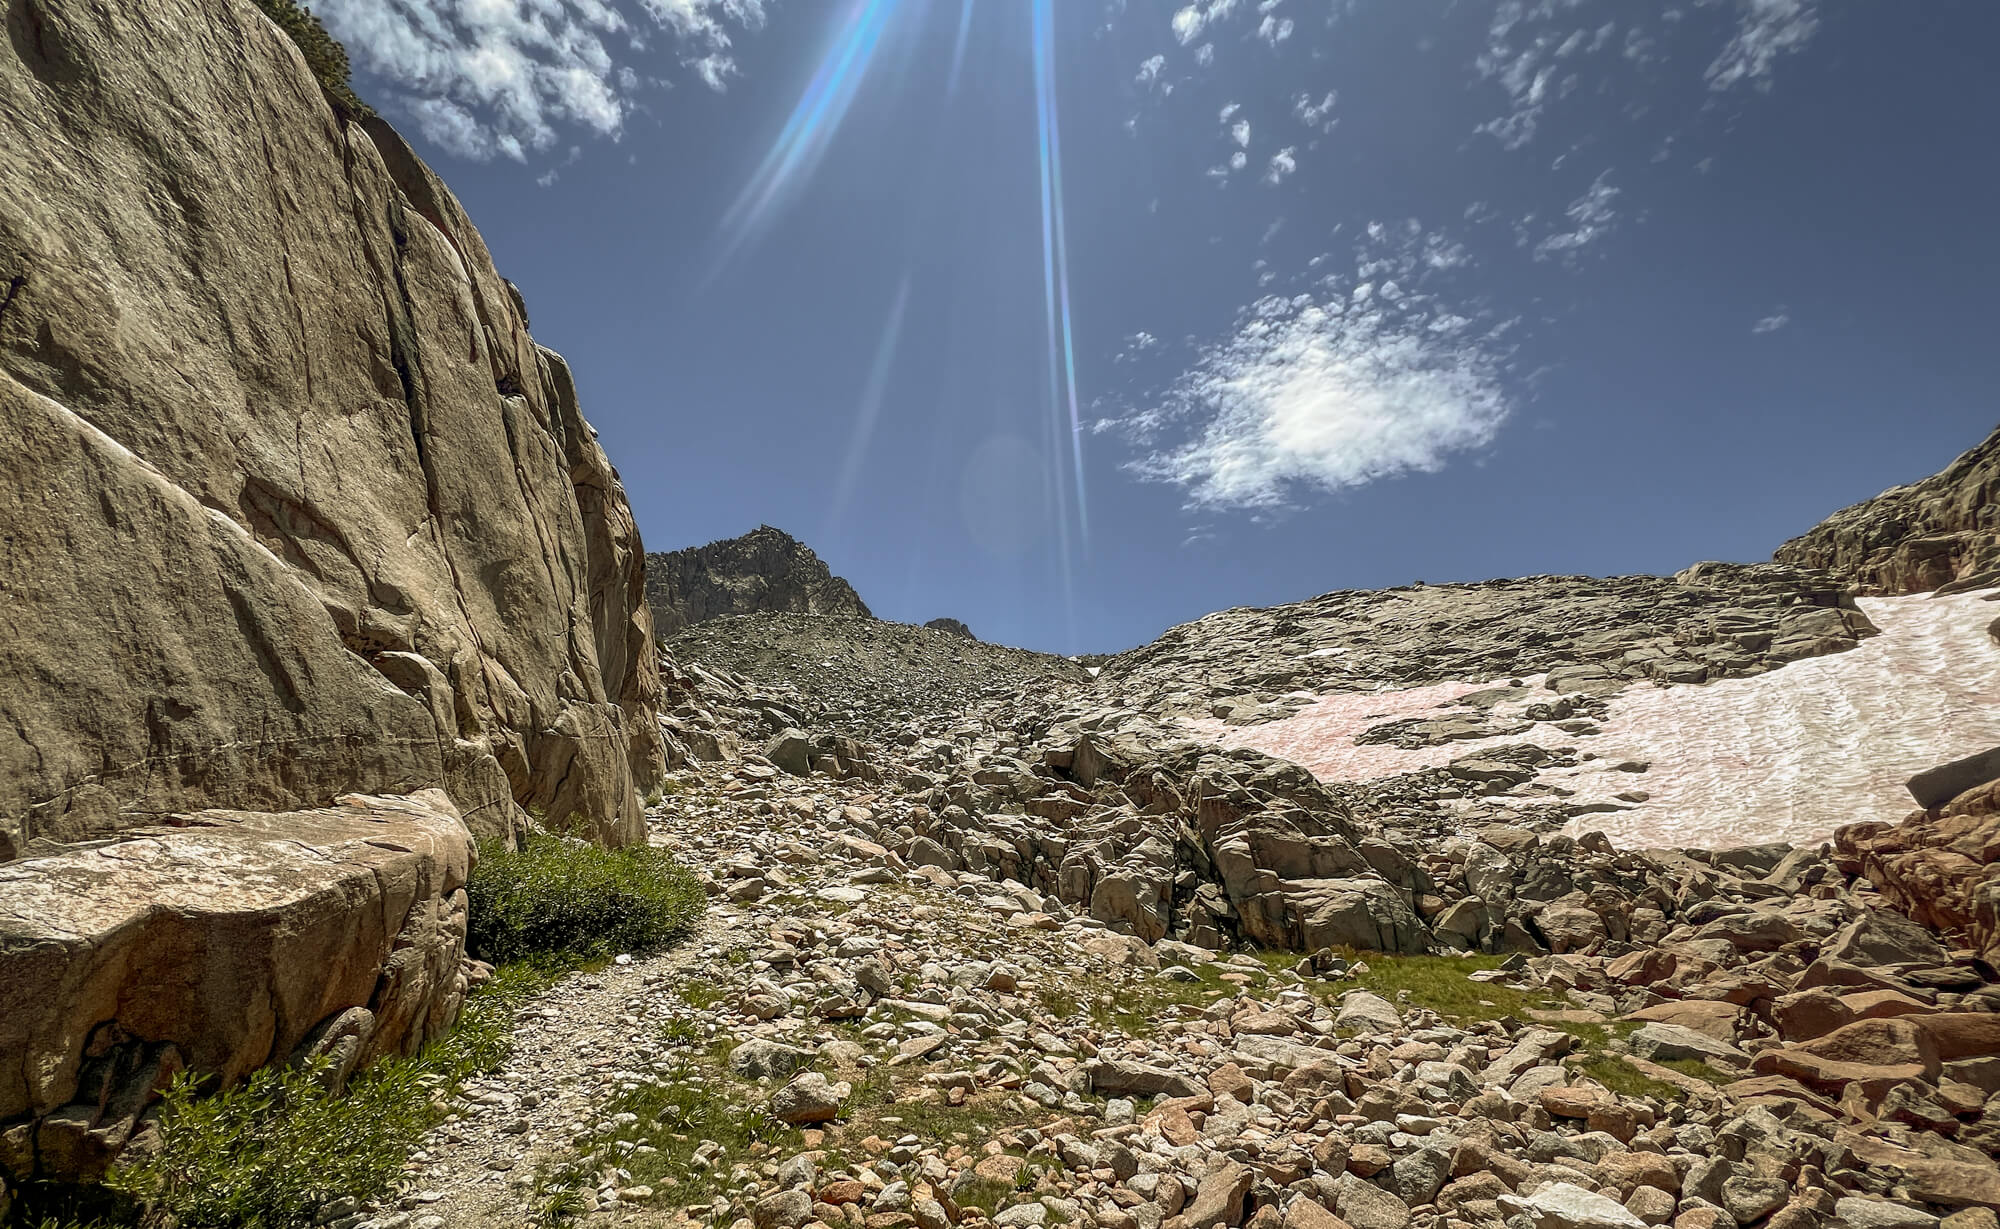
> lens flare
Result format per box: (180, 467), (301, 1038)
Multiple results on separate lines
(827, 273), (914, 536)
(947, 0), (977, 94)
(1033, 0), (1089, 557)
(713, 0), (901, 272)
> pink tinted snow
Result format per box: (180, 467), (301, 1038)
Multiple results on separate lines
(1193, 590), (2000, 850)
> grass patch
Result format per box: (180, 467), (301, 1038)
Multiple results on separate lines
(1575, 1055), (1682, 1101)
(1655, 1057), (1732, 1086)
(1093, 963), (1240, 1036)
(249, 0), (371, 118)
(467, 834), (704, 965)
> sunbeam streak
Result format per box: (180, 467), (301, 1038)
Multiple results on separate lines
(827, 274), (914, 536)
(947, 0), (977, 95)
(712, 0), (902, 274)
(1033, 0), (1089, 562)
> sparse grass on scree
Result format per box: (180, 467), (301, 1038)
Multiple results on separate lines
(19, 836), (704, 1229)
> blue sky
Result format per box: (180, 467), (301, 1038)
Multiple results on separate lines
(320, 0), (2000, 654)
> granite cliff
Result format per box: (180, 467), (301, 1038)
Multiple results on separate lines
(0, 0), (661, 1194)
(0, 0), (663, 855)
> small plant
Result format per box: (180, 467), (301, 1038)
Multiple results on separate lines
(249, 0), (371, 118)
(98, 971), (538, 1228)
(466, 834), (705, 965)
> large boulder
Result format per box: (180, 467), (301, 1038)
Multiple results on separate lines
(0, 791), (475, 1185)
(1836, 783), (2000, 966)
(0, 0), (662, 858)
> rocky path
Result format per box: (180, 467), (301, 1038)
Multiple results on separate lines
(334, 739), (2000, 1229)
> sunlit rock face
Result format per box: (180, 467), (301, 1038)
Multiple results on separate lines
(1777, 423), (2000, 594)
(0, 0), (662, 856)
(0, 791), (475, 1186)
(645, 525), (874, 636)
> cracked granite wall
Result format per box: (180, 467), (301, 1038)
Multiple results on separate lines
(0, 0), (663, 857)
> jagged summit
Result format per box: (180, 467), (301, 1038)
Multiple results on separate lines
(644, 525), (872, 636)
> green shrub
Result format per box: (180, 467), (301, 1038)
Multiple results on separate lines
(249, 0), (371, 119)
(466, 835), (705, 965)
(79, 969), (540, 1229)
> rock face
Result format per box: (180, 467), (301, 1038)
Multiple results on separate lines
(1837, 778), (2000, 967)
(0, 0), (661, 856)
(925, 618), (977, 640)
(647, 526), (872, 636)
(0, 791), (475, 1186)
(1776, 424), (2000, 594)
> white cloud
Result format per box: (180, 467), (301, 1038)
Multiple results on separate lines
(1229, 150), (1248, 171)
(1136, 54), (1167, 86)
(1230, 119), (1252, 147)
(1533, 170), (1621, 262)
(1707, 0), (1820, 91)
(1264, 147), (1296, 185)
(1104, 226), (1510, 511)
(1172, 0), (1242, 44)
(315, 0), (767, 161)
(1752, 311), (1791, 334)
(1293, 90), (1336, 132)
(1257, 15), (1295, 44)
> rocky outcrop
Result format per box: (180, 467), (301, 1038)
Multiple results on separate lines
(1776, 424), (2000, 593)
(0, 0), (662, 855)
(1837, 779), (2000, 967)
(1098, 564), (1876, 716)
(647, 527), (871, 636)
(0, 790), (475, 1186)
(925, 618), (977, 640)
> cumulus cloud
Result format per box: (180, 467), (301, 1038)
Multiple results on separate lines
(1102, 224), (1512, 511)
(1257, 15), (1295, 44)
(316, 0), (767, 161)
(1533, 171), (1621, 262)
(1293, 90), (1336, 132)
(1263, 147), (1296, 185)
(1752, 311), (1791, 334)
(1136, 54), (1167, 86)
(1172, 0), (1243, 45)
(1707, 0), (1820, 91)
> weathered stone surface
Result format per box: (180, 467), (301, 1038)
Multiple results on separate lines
(1836, 786), (2000, 966)
(0, 791), (474, 1183)
(0, 0), (661, 857)
(1775, 424), (2000, 594)
(646, 526), (871, 637)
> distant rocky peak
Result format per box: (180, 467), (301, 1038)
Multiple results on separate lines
(924, 618), (976, 641)
(645, 526), (871, 636)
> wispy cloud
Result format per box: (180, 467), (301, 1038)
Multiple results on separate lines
(1707, 0), (1821, 91)
(1532, 171), (1621, 263)
(316, 0), (767, 161)
(1101, 223), (1513, 511)
(1752, 310), (1791, 334)
(1263, 147), (1296, 185)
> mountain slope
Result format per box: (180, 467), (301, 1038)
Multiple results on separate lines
(646, 526), (872, 636)
(1776, 422), (2000, 593)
